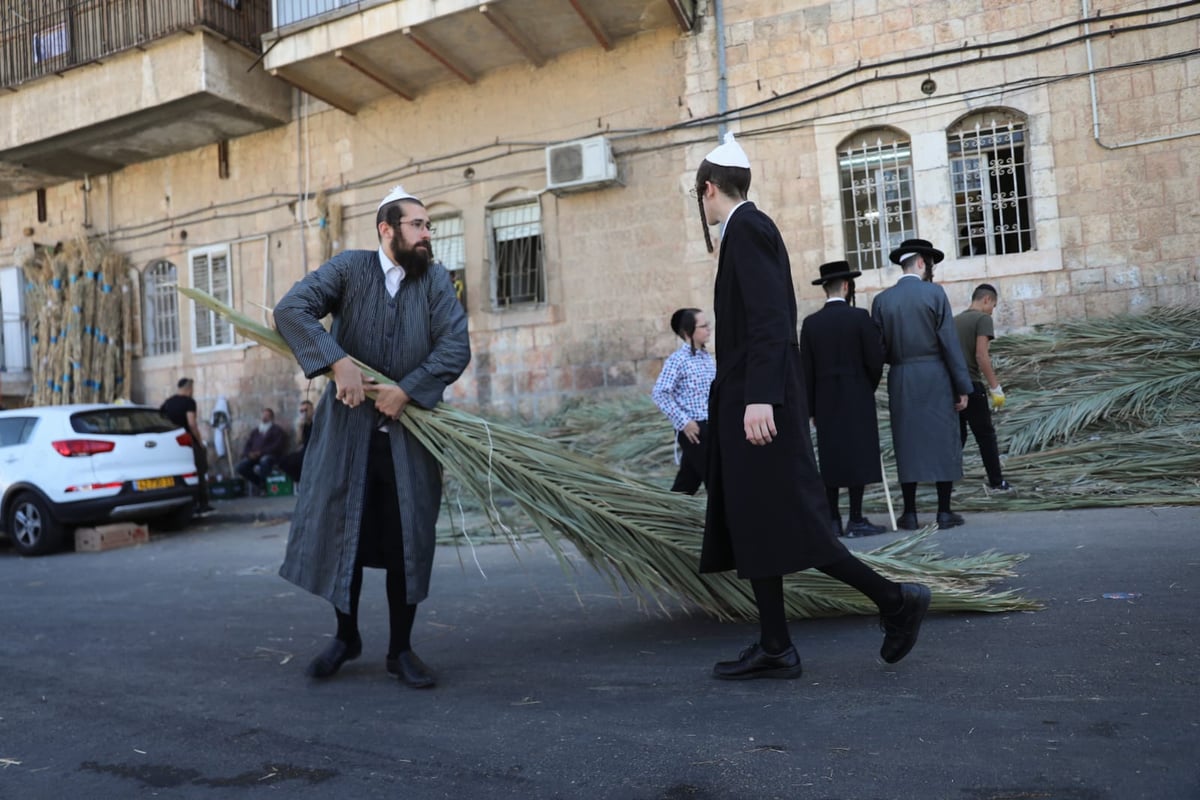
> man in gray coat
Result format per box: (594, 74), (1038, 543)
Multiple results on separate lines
(871, 239), (972, 530)
(274, 185), (470, 688)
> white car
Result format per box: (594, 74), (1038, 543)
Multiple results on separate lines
(0, 404), (199, 556)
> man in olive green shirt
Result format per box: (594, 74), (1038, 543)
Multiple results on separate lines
(954, 284), (1013, 492)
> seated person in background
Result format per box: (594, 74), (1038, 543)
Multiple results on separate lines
(235, 408), (289, 493)
(279, 400), (314, 483)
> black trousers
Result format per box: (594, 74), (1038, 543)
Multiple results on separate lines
(358, 430), (406, 570)
(670, 420), (708, 495)
(960, 381), (1004, 486)
(190, 441), (209, 506)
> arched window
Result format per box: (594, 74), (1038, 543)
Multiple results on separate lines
(487, 191), (544, 308)
(143, 260), (180, 356)
(837, 128), (916, 271)
(948, 108), (1034, 257)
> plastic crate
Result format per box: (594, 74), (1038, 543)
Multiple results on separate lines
(210, 478), (247, 499)
(265, 473), (294, 497)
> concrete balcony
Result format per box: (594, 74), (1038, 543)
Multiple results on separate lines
(0, 0), (292, 199)
(263, 0), (695, 114)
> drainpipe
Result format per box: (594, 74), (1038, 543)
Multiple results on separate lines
(1083, 0), (1199, 149)
(714, 0), (728, 139)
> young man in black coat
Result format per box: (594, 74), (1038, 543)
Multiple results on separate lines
(693, 133), (931, 680)
(800, 261), (888, 538)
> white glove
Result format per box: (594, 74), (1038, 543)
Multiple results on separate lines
(988, 385), (1006, 410)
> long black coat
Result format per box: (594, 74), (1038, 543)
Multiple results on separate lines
(700, 204), (848, 579)
(799, 300), (884, 486)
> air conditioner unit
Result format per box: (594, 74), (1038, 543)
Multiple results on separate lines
(545, 136), (618, 193)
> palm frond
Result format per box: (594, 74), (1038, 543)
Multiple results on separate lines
(180, 286), (1038, 620)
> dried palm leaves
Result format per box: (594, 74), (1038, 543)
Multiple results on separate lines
(180, 286), (1038, 621)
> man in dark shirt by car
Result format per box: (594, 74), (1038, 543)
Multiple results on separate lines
(161, 378), (214, 515)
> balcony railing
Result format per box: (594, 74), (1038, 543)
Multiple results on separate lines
(1, 0), (272, 92)
(272, 0), (364, 30)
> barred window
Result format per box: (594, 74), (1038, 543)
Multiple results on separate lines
(949, 110), (1034, 257)
(489, 201), (544, 308)
(838, 129), (917, 272)
(432, 213), (467, 311)
(143, 260), (180, 356)
(189, 246), (234, 351)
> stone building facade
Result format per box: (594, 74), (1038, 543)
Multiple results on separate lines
(1, 0), (1196, 438)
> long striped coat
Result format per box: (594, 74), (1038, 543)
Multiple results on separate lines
(274, 250), (471, 612)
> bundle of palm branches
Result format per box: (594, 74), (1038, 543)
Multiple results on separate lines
(180, 286), (1038, 620)
(470, 305), (1200, 516)
(989, 306), (1200, 455)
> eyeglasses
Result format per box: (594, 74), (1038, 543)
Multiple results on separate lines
(398, 219), (436, 234)
(688, 181), (709, 199)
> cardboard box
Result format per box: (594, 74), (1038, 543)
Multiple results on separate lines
(75, 522), (150, 553)
(265, 474), (294, 497)
(209, 478), (247, 499)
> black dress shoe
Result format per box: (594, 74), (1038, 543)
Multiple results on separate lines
(305, 636), (362, 679)
(712, 643), (803, 680)
(897, 512), (920, 530)
(880, 583), (932, 664)
(831, 517), (844, 538)
(845, 517), (887, 537)
(387, 650), (437, 688)
(936, 511), (965, 529)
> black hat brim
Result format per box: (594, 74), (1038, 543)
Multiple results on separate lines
(812, 270), (862, 285)
(889, 246), (944, 266)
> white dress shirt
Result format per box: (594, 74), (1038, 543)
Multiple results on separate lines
(377, 246), (407, 297)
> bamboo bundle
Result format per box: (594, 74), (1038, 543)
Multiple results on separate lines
(20, 239), (131, 406)
(98, 248), (126, 400)
(180, 286), (1038, 621)
(48, 255), (69, 403)
(67, 242), (89, 403)
(22, 250), (48, 406)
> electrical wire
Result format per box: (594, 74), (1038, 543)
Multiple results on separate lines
(89, 3), (1199, 246)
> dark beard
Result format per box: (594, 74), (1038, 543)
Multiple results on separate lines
(389, 239), (433, 280)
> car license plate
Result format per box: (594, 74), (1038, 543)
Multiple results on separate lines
(135, 477), (175, 491)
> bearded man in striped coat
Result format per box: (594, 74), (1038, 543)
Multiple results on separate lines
(274, 185), (471, 689)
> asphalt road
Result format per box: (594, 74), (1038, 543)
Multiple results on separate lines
(2, 506), (1197, 799)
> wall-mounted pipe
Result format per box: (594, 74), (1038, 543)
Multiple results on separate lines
(715, 0), (728, 139)
(1082, 0), (1199, 149)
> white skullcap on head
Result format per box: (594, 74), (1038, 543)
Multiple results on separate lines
(377, 184), (418, 211)
(704, 132), (751, 169)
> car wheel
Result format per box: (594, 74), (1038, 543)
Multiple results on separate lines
(7, 492), (67, 556)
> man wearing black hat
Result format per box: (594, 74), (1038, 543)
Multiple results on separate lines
(799, 261), (887, 538)
(871, 239), (972, 529)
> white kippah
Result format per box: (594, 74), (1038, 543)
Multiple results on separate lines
(704, 132), (751, 169)
(377, 184), (417, 211)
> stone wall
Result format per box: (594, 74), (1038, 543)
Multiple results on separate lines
(1, 0), (1197, 424)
